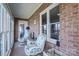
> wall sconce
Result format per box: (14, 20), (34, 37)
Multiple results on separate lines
(34, 20), (36, 24)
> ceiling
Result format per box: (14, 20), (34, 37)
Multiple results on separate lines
(8, 3), (42, 19)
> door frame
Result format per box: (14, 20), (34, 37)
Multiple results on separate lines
(18, 20), (28, 42)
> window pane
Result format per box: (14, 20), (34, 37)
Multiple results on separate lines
(7, 32), (10, 50)
(57, 23), (60, 32)
(50, 23), (59, 40)
(42, 25), (47, 34)
(7, 13), (10, 31)
(0, 5), (1, 33)
(42, 13), (47, 25)
(0, 33), (2, 56)
(4, 9), (7, 32)
(5, 32), (8, 53)
(50, 5), (60, 40)
(2, 7), (4, 32)
(10, 19), (14, 48)
(50, 6), (59, 23)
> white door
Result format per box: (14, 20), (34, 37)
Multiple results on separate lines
(18, 20), (28, 42)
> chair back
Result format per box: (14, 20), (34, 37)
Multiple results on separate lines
(36, 34), (46, 50)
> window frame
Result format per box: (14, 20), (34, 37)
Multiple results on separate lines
(0, 4), (14, 56)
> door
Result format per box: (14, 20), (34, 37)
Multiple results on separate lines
(18, 20), (28, 42)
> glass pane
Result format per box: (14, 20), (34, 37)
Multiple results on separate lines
(0, 33), (2, 56)
(7, 32), (10, 50)
(10, 19), (14, 48)
(42, 13), (47, 25)
(4, 9), (7, 32)
(5, 32), (8, 53)
(42, 25), (47, 34)
(2, 7), (4, 32)
(10, 18), (12, 48)
(50, 23), (59, 40)
(7, 14), (10, 31)
(57, 23), (60, 32)
(50, 6), (59, 23)
(0, 5), (1, 33)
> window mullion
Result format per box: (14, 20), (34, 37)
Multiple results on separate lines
(47, 10), (50, 40)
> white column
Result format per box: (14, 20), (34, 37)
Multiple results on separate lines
(40, 14), (42, 35)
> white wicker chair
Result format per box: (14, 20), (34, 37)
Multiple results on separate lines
(24, 34), (46, 56)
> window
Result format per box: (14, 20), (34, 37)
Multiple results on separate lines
(0, 5), (1, 55)
(41, 13), (47, 34)
(0, 4), (14, 56)
(0, 5), (3, 56)
(50, 23), (60, 40)
(50, 6), (60, 40)
(40, 4), (60, 44)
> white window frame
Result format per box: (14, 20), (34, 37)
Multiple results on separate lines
(40, 3), (60, 44)
(0, 4), (2, 56)
(0, 4), (14, 56)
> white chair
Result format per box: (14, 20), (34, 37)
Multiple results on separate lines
(24, 34), (46, 56)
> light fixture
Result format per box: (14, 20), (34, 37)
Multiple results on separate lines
(34, 20), (36, 24)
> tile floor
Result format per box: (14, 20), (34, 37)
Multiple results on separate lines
(10, 42), (26, 56)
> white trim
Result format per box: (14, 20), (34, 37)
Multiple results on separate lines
(40, 12), (42, 34)
(47, 38), (57, 44)
(40, 3), (59, 15)
(40, 3), (60, 44)
(47, 10), (50, 40)
(50, 22), (60, 24)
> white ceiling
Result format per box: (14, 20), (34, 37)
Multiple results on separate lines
(8, 3), (42, 19)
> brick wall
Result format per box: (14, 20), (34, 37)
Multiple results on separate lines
(28, 3), (79, 56)
(59, 3), (79, 55)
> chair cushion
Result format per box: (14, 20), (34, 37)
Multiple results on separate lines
(36, 34), (46, 47)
